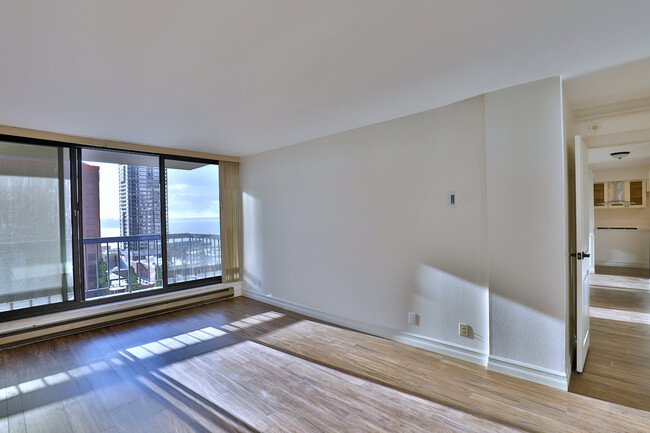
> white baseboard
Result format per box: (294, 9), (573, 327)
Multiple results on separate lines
(243, 285), (397, 338)
(244, 286), (576, 390)
(595, 260), (649, 269)
(394, 333), (487, 366)
(488, 355), (568, 391)
(243, 285), (488, 367)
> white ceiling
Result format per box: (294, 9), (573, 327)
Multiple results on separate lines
(564, 57), (650, 109)
(3, 1), (650, 157)
(589, 142), (650, 170)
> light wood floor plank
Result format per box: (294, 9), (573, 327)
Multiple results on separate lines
(0, 296), (648, 432)
(569, 269), (650, 412)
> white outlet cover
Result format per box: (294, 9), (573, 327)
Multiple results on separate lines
(408, 312), (418, 325)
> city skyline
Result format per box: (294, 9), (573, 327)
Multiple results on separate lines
(118, 164), (161, 237)
(90, 162), (220, 232)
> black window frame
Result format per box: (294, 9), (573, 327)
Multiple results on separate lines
(163, 155), (223, 290)
(0, 134), (223, 322)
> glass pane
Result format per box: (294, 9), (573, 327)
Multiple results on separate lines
(81, 149), (162, 299)
(165, 160), (221, 284)
(0, 141), (73, 311)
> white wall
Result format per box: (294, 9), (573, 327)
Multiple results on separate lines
(485, 77), (569, 388)
(594, 206), (650, 230)
(241, 77), (571, 389)
(594, 229), (650, 269)
(563, 81), (576, 383)
(241, 96), (490, 363)
(592, 167), (650, 266)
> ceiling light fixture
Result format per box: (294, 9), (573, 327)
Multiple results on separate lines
(610, 151), (630, 160)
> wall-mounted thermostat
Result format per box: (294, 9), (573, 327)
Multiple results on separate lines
(449, 192), (457, 207)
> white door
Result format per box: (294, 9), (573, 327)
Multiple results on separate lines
(575, 135), (591, 373)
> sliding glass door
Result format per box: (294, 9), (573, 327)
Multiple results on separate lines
(0, 136), (223, 319)
(0, 140), (74, 312)
(80, 149), (162, 299)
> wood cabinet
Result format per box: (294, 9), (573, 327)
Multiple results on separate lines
(594, 180), (646, 208)
(594, 183), (605, 207)
(629, 180), (645, 207)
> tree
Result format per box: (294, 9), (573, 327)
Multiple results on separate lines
(98, 257), (108, 288)
(129, 266), (141, 292)
(155, 264), (162, 287)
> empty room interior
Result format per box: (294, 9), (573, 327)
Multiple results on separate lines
(2, 1), (650, 432)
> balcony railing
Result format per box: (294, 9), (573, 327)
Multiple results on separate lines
(167, 233), (222, 284)
(83, 233), (221, 300)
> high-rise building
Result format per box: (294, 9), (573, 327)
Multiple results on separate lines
(81, 163), (100, 292)
(118, 165), (161, 240)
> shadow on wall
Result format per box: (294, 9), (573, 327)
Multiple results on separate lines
(489, 292), (566, 372)
(410, 263), (489, 351)
(411, 262), (567, 376)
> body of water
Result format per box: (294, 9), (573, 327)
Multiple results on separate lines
(100, 218), (220, 238)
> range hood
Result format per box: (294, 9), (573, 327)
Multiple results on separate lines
(598, 181), (636, 206)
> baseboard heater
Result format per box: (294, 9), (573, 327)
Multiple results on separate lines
(0, 286), (234, 349)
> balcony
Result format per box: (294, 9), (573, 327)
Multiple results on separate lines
(83, 233), (221, 300)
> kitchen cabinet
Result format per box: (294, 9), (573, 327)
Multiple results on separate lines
(629, 180), (645, 208)
(593, 180), (646, 208)
(594, 183), (605, 207)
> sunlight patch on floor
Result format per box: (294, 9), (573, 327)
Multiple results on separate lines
(590, 306), (650, 325)
(125, 326), (228, 360)
(222, 311), (285, 331)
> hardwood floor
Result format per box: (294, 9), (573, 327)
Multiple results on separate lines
(569, 267), (650, 412)
(591, 265), (650, 291)
(594, 265), (649, 279)
(0, 297), (648, 432)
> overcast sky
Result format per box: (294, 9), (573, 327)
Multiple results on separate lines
(167, 164), (220, 219)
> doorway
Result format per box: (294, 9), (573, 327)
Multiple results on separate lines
(569, 141), (650, 411)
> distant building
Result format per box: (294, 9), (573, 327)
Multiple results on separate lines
(81, 164), (100, 291)
(118, 165), (161, 258)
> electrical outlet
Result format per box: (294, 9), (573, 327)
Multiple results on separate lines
(459, 323), (469, 337)
(408, 312), (419, 326)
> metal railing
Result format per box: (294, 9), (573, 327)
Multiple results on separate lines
(167, 233), (221, 284)
(83, 233), (221, 299)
